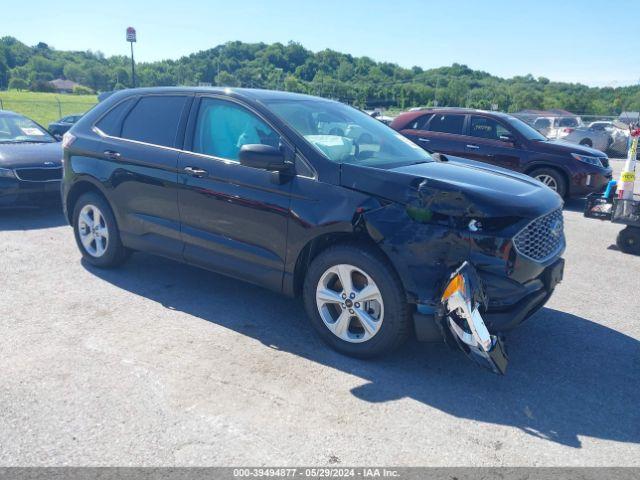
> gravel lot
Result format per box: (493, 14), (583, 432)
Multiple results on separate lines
(1, 159), (639, 466)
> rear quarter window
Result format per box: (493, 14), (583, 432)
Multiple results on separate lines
(95, 98), (136, 137)
(404, 114), (432, 130)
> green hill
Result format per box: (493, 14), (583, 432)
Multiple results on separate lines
(1, 36), (639, 115)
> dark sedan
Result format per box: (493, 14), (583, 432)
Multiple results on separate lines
(48, 113), (83, 138)
(391, 108), (613, 198)
(0, 110), (63, 206)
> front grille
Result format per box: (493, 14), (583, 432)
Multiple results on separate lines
(513, 208), (565, 262)
(14, 167), (62, 182)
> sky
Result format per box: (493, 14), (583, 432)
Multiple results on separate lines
(4, 0), (639, 87)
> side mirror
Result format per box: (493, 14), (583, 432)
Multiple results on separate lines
(239, 144), (288, 171)
(499, 133), (515, 144)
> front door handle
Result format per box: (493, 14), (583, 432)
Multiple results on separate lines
(183, 166), (208, 178)
(466, 144), (480, 149)
(103, 150), (121, 160)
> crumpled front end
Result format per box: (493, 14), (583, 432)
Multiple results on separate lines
(440, 262), (509, 375)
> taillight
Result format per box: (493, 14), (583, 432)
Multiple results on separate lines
(61, 132), (76, 149)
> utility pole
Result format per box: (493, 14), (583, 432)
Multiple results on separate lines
(126, 27), (137, 88)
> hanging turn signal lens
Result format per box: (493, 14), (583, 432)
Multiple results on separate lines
(442, 273), (465, 301)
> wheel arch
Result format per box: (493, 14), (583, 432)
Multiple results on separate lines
(65, 178), (113, 224)
(290, 231), (403, 299)
(524, 162), (571, 196)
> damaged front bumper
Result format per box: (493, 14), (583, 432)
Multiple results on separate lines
(439, 262), (509, 375)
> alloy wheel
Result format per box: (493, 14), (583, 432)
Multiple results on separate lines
(535, 174), (558, 192)
(77, 204), (109, 258)
(315, 264), (384, 343)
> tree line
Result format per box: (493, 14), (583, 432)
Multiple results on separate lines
(1, 36), (639, 114)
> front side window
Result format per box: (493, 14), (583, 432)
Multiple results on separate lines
(120, 96), (188, 148)
(0, 114), (56, 144)
(265, 98), (430, 167)
(427, 114), (465, 135)
(469, 116), (511, 140)
(192, 98), (280, 160)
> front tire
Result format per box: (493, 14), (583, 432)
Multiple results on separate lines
(617, 226), (640, 255)
(530, 167), (567, 198)
(72, 192), (130, 268)
(303, 244), (410, 358)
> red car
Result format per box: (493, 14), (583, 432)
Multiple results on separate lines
(390, 108), (613, 198)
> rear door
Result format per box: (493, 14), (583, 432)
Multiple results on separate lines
(420, 113), (468, 157)
(177, 96), (292, 291)
(94, 94), (192, 258)
(464, 115), (522, 170)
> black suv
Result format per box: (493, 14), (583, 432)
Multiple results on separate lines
(62, 88), (566, 374)
(391, 108), (613, 198)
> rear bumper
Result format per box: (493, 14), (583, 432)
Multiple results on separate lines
(413, 257), (563, 341)
(0, 178), (61, 206)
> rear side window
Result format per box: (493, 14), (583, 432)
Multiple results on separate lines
(95, 98), (135, 137)
(534, 118), (551, 130)
(120, 96), (188, 148)
(558, 117), (578, 127)
(428, 114), (464, 134)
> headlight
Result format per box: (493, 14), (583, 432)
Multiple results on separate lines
(0, 167), (16, 178)
(571, 153), (604, 167)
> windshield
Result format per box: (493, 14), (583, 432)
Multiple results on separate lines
(505, 115), (547, 141)
(0, 115), (56, 144)
(264, 99), (431, 167)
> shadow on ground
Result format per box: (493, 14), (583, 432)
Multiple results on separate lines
(85, 253), (640, 450)
(0, 202), (67, 231)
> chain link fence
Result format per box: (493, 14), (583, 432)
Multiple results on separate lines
(0, 96), (97, 127)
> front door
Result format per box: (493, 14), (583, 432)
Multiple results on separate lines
(464, 115), (522, 170)
(177, 96), (292, 291)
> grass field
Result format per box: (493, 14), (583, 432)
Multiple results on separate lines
(0, 90), (98, 127)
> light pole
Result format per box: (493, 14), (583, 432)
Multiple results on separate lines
(126, 27), (137, 88)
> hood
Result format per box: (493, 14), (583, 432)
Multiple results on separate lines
(340, 157), (562, 219)
(534, 139), (607, 157)
(0, 142), (63, 168)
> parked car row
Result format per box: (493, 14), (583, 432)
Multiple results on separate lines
(529, 115), (630, 156)
(390, 107), (613, 198)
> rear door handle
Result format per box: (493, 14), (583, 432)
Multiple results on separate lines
(466, 144), (480, 149)
(103, 150), (121, 160)
(183, 166), (208, 178)
(418, 137), (431, 142)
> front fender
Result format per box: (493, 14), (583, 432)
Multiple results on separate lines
(362, 202), (470, 306)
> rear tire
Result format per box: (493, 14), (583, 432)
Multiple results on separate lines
(303, 243), (410, 358)
(72, 192), (130, 268)
(617, 226), (640, 255)
(530, 167), (567, 198)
